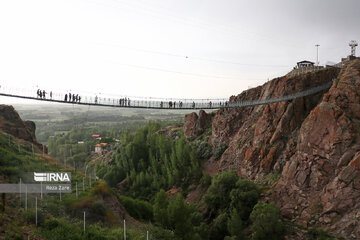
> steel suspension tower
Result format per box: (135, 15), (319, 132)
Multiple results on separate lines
(349, 40), (358, 57)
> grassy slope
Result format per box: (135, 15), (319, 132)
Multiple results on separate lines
(0, 131), (152, 239)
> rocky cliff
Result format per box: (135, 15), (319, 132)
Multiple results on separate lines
(184, 59), (360, 239)
(0, 104), (46, 152)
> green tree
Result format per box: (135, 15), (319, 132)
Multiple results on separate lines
(154, 189), (169, 227)
(210, 212), (229, 240)
(204, 170), (239, 211)
(250, 202), (284, 240)
(227, 209), (245, 240)
(230, 178), (260, 221)
(167, 194), (192, 238)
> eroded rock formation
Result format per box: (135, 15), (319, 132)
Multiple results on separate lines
(184, 59), (360, 239)
(0, 104), (46, 152)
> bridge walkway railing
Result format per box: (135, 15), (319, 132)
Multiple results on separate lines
(0, 81), (333, 110)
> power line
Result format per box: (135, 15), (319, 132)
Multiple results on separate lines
(109, 61), (265, 80)
(94, 42), (291, 68)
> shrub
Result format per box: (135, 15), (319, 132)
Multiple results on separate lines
(213, 143), (227, 160)
(92, 180), (111, 197)
(230, 178), (260, 221)
(200, 173), (212, 189)
(227, 209), (245, 240)
(41, 218), (82, 240)
(194, 141), (213, 160)
(12, 233), (23, 240)
(44, 218), (59, 230)
(204, 170), (238, 211)
(24, 208), (45, 226)
(153, 189), (168, 227)
(90, 201), (106, 218)
(210, 212), (229, 240)
(250, 202), (284, 240)
(119, 195), (153, 221)
(307, 228), (334, 240)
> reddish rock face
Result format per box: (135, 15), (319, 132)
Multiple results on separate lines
(184, 110), (212, 138)
(209, 67), (340, 179)
(184, 59), (360, 239)
(273, 59), (360, 239)
(0, 104), (46, 152)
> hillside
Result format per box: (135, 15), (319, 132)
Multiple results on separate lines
(184, 58), (360, 239)
(0, 106), (149, 239)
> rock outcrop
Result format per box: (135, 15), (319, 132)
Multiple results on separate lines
(184, 110), (212, 138)
(0, 104), (46, 152)
(273, 59), (360, 239)
(184, 59), (360, 239)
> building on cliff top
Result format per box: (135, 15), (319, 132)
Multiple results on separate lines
(297, 60), (315, 68)
(286, 60), (323, 77)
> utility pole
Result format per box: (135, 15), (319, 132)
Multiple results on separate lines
(25, 185), (27, 211)
(35, 197), (38, 226)
(124, 219), (126, 240)
(84, 211), (86, 233)
(19, 178), (22, 207)
(315, 44), (320, 66)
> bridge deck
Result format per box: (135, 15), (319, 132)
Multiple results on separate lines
(0, 81), (332, 110)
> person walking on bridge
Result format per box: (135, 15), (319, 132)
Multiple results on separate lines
(64, 94), (68, 102)
(69, 92), (72, 102)
(95, 95), (98, 104)
(50, 91), (53, 99)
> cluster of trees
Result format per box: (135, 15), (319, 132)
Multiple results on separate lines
(117, 170), (285, 240)
(47, 128), (96, 171)
(97, 122), (202, 199)
(203, 170), (284, 240)
(153, 189), (208, 240)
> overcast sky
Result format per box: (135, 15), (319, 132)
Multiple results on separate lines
(0, 0), (359, 104)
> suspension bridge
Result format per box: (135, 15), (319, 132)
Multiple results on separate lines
(0, 81), (333, 110)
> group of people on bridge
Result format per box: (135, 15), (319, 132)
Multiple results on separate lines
(37, 89), (52, 99)
(34, 89), (229, 109)
(64, 92), (81, 103)
(161, 101), (184, 108)
(119, 98), (130, 106)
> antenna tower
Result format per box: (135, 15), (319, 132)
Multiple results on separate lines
(349, 40), (358, 56)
